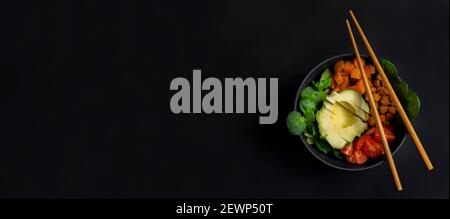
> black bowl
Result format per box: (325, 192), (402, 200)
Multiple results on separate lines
(295, 54), (406, 171)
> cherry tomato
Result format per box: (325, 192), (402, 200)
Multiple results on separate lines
(346, 150), (368, 164)
(355, 134), (370, 151)
(340, 143), (354, 156)
(362, 138), (384, 158)
(346, 154), (357, 164)
(365, 127), (377, 135)
(354, 150), (368, 164)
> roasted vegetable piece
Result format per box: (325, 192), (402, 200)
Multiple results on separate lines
(352, 80), (366, 94)
(353, 58), (365, 68)
(364, 65), (376, 77)
(334, 72), (345, 84)
(334, 60), (345, 74)
(344, 61), (353, 74)
(350, 68), (361, 81)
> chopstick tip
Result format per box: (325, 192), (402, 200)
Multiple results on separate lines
(345, 19), (351, 29)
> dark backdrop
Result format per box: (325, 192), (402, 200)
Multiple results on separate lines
(0, 0), (448, 198)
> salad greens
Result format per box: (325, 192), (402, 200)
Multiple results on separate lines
(391, 79), (409, 101)
(287, 111), (306, 135)
(314, 69), (332, 92)
(314, 138), (332, 154)
(287, 69), (333, 153)
(300, 87), (322, 104)
(300, 97), (317, 113)
(405, 90), (420, 120)
(319, 68), (332, 81)
(304, 109), (316, 122)
(333, 149), (344, 160)
(380, 59), (399, 79)
(381, 59), (421, 121)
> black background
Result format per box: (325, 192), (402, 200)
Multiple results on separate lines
(0, 0), (448, 198)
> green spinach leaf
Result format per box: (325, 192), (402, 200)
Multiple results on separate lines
(391, 79), (409, 103)
(333, 149), (344, 159)
(304, 109), (316, 122)
(300, 97), (317, 113)
(380, 59), (399, 79)
(306, 121), (319, 138)
(287, 111), (307, 135)
(314, 138), (332, 154)
(300, 86), (322, 104)
(314, 77), (332, 92)
(406, 90), (420, 120)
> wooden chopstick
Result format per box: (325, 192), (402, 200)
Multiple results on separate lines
(346, 20), (403, 191)
(349, 10), (434, 171)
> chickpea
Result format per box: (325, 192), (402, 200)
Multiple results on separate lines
(388, 106), (397, 114)
(381, 95), (390, 105)
(380, 105), (388, 114)
(373, 93), (381, 102)
(380, 114), (386, 123)
(368, 117), (375, 126)
(374, 80), (380, 87)
(378, 87), (388, 96)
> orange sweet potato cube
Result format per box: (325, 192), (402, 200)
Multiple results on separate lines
(353, 58), (365, 68)
(334, 60), (345, 74)
(364, 65), (376, 77)
(334, 72), (345, 84)
(336, 79), (350, 92)
(349, 80), (366, 94)
(350, 67), (361, 80)
(344, 61), (353, 74)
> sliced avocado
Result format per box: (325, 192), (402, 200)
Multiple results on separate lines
(317, 97), (368, 149)
(325, 92), (368, 121)
(334, 90), (370, 113)
(321, 102), (367, 142)
(325, 91), (339, 104)
(316, 109), (349, 149)
(337, 101), (369, 121)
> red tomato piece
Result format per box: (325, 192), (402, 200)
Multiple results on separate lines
(354, 150), (368, 164)
(355, 134), (370, 151)
(365, 127), (377, 135)
(363, 138), (384, 158)
(340, 143), (354, 156)
(346, 154), (357, 164)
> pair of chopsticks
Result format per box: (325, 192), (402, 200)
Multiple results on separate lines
(345, 10), (434, 191)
